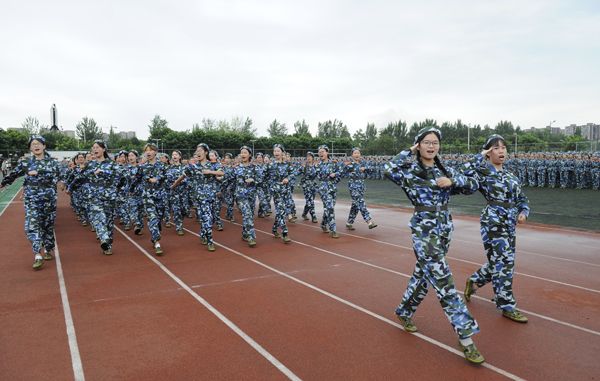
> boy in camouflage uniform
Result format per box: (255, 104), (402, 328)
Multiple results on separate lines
(316, 145), (341, 238)
(300, 152), (318, 223)
(342, 147), (377, 231)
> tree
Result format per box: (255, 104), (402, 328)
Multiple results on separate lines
(241, 117), (256, 136)
(268, 119), (288, 138)
(317, 119), (348, 139)
(293, 120), (311, 137)
(75, 117), (103, 143)
(495, 120), (515, 136)
(108, 126), (121, 148)
(21, 116), (45, 135)
(365, 123), (378, 142)
(148, 115), (171, 139)
(201, 118), (216, 131)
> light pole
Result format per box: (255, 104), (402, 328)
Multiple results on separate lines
(467, 124), (471, 153)
(331, 140), (334, 157)
(153, 139), (162, 153)
(250, 139), (256, 157)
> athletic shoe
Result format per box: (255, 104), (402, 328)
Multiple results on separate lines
(124, 224), (131, 231)
(502, 309), (528, 323)
(101, 241), (110, 251)
(368, 221), (378, 229)
(311, 216), (318, 223)
(329, 231), (340, 239)
(103, 247), (113, 256)
(248, 239), (257, 247)
(282, 234), (291, 244)
(458, 342), (485, 364)
(42, 250), (54, 261)
(33, 257), (44, 270)
(321, 226), (330, 233)
(165, 221), (172, 228)
(134, 227), (143, 235)
(345, 223), (355, 230)
(207, 243), (216, 252)
(216, 225), (224, 231)
(302, 214), (309, 221)
(200, 237), (208, 245)
(154, 242), (164, 256)
(273, 231), (281, 238)
(396, 315), (417, 333)
(176, 230), (184, 236)
(81, 221), (88, 227)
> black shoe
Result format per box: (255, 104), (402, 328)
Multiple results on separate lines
(134, 227), (143, 235)
(311, 216), (318, 223)
(101, 241), (110, 251)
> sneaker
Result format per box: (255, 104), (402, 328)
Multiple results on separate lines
(464, 279), (476, 302)
(321, 226), (330, 233)
(368, 220), (378, 229)
(345, 223), (355, 230)
(273, 231), (281, 238)
(134, 227), (143, 235)
(154, 242), (164, 256)
(101, 241), (110, 251)
(311, 216), (318, 223)
(302, 214), (309, 221)
(165, 221), (172, 228)
(248, 239), (257, 247)
(81, 221), (88, 227)
(124, 224), (131, 231)
(42, 250), (54, 261)
(216, 225), (224, 231)
(176, 230), (184, 236)
(207, 243), (216, 252)
(502, 309), (528, 323)
(396, 315), (417, 333)
(32, 257), (44, 271)
(103, 247), (113, 256)
(458, 342), (485, 364)
(330, 231), (340, 239)
(200, 237), (208, 245)
(282, 234), (291, 244)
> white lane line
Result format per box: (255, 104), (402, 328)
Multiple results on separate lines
(183, 228), (524, 381)
(54, 235), (86, 381)
(290, 220), (600, 294)
(0, 187), (21, 217)
(245, 223), (600, 338)
(116, 227), (301, 381)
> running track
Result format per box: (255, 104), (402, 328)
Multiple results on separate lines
(1, 190), (599, 380)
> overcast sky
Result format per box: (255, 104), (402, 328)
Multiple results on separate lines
(1, 0), (599, 139)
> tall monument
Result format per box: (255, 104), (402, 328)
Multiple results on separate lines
(50, 103), (59, 131)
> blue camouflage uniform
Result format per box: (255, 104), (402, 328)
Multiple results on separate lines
(300, 163), (318, 221)
(267, 160), (294, 237)
(316, 159), (341, 233)
(165, 163), (187, 232)
(234, 163), (261, 241)
(131, 161), (167, 243)
(342, 159), (373, 225)
(255, 163), (271, 218)
(184, 161), (217, 246)
(1, 154), (62, 256)
(464, 154), (530, 312)
(385, 150), (480, 340)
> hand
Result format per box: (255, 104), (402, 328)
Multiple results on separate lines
(481, 147), (494, 158)
(94, 169), (102, 176)
(410, 143), (419, 154)
(329, 173), (336, 178)
(202, 170), (211, 175)
(148, 177), (158, 183)
(245, 178), (254, 184)
(359, 167), (365, 172)
(436, 177), (452, 188)
(282, 178), (289, 185)
(28, 170), (38, 176)
(517, 213), (527, 224)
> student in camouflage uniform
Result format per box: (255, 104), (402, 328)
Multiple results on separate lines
(67, 153), (88, 226)
(130, 143), (167, 255)
(172, 144), (223, 252)
(267, 144), (293, 243)
(560, 155), (574, 188)
(342, 147), (377, 231)
(71, 140), (123, 256)
(592, 155), (600, 190)
(0, 135), (63, 270)
(316, 145), (341, 238)
(255, 153), (271, 218)
(300, 152), (318, 223)
(158, 153), (172, 227)
(284, 152), (299, 223)
(115, 151), (130, 227)
(126, 150), (145, 233)
(208, 150), (224, 231)
(165, 150), (187, 236)
(234, 146), (260, 247)
(463, 135), (530, 324)
(220, 153), (237, 221)
(384, 127), (484, 364)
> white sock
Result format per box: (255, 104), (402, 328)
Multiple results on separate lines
(459, 337), (473, 347)
(34, 254), (43, 260)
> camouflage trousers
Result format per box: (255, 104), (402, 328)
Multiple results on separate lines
(222, 187), (236, 220)
(285, 186), (296, 216)
(272, 190), (289, 235)
(72, 189), (88, 223)
(301, 185), (317, 219)
(168, 191), (187, 231)
(576, 171), (588, 189)
(593, 171), (600, 190)
(347, 187), (371, 224)
(527, 169), (537, 187)
(547, 170), (558, 188)
(116, 193), (129, 224)
(128, 194), (145, 229)
(560, 170), (572, 188)
(88, 198), (116, 245)
(396, 234), (480, 339)
(536, 168), (546, 187)
(143, 192), (165, 243)
(257, 186), (271, 216)
(24, 189), (57, 255)
(211, 192), (223, 229)
(197, 197), (215, 245)
(318, 185), (337, 232)
(468, 224), (518, 312)
(237, 196), (256, 240)
(518, 169), (527, 185)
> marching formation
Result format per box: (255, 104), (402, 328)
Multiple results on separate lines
(1, 129), (536, 364)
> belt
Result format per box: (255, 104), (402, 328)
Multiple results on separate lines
(487, 200), (515, 208)
(25, 183), (54, 188)
(414, 204), (448, 212)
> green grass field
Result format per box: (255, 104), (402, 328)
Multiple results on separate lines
(297, 179), (600, 232)
(0, 177), (23, 215)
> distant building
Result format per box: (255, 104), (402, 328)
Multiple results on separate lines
(62, 130), (76, 138)
(117, 131), (136, 139)
(564, 124), (577, 136)
(580, 123), (600, 140)
(548, 127), (563, 135)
